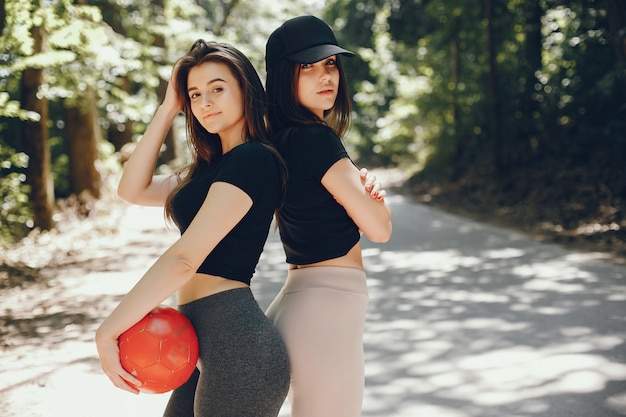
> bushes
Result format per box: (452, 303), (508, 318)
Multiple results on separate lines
(0, 145), (32, 246)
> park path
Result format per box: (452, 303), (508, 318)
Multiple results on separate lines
(1, 190), (626, 417)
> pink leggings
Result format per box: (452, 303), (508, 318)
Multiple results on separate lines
(266, 266), (369, 417)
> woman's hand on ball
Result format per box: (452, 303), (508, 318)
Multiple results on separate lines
(95, 328), (143, 394)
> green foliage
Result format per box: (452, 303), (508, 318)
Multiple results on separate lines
(2, 0), (35, 55)
(0, 0), (325, 245)
(347, 4), (399, 166)
(322, 0), (624, 191)
(537, 4), (626, 157)
(0, 92), (39, 120)
(0, 145), (32, 246)
(1, 0), (621, 245)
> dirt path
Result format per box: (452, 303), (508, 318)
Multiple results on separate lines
(2, 179), (625, 416)
(0, 204), (179, 417)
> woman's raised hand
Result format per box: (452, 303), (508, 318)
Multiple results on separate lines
(162, 62), (183, 114)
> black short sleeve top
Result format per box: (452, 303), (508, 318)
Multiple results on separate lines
(275, 125), (360, 264)
(170, 142), (281, 285)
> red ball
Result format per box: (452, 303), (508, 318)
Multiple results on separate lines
(118, 306), (199, 394)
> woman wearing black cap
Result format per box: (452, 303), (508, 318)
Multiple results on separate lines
(264, 15), (393, 417)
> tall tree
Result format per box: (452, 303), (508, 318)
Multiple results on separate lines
(96, 0), (134, 151)
(54, 1), (107, 199)
(605, 0), (626, 62)
(485, 0), (502, 171)
(447, 6), (467, 177)
(519, 0), (543, 160)
(106, 76), (134, 152)
(0, 0), (5, 35)
(19, 14), (55, 230)
(64, 87), (102, 198)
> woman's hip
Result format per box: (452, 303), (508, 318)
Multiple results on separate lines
(280, 266), (369, 296)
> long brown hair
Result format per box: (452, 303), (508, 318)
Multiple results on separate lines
(265, 56), (352, 143)
(165, 40), (286, 221)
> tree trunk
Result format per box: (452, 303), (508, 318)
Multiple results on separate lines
(605, 0), (626, 63)
(108, 119), (133, 152)
(0, 0), (6, 35)
(107, 78), (133, 151)
(64, 87), (102, 198)
(20, 23), (55, 231)
(450, 30), (462, 178)
(97, 0), (134, 151)
(520, 0), (543, 159)
(484, 0), (502, 172)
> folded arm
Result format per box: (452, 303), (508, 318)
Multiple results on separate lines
(322, 159), (392, 243)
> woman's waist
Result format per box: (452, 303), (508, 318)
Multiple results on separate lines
(283, 264), (368, 296)
(289, 242), (363, 271)
(177, 273), (249, 305)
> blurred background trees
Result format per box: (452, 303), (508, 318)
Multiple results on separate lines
(1, 0), (624, 249)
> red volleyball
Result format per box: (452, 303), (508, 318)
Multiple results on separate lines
(118, 306), (199, 394)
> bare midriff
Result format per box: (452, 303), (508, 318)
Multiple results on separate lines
(177, 273), (249, 305)
(289, 242), (363, 271)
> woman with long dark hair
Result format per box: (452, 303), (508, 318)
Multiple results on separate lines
(96, 40), (289, 417)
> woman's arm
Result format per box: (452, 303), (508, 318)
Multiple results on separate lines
(322, 159), (392, 243)
(96, 182), (253, 393)
(117, 68), (182, 206)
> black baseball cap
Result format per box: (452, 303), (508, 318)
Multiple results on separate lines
(265, 15), (354, 69)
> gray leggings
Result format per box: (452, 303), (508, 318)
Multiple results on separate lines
(163, 288), (290, 417)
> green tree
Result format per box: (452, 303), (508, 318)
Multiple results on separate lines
(95, 0), (135, 151)
(1, 0), (321, 247)
(64, 87), (102, 198)
(322, 0), (624, 239)
(18, 2), (55, 231)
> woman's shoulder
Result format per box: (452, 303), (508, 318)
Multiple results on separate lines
(280, 124), (340, 150)
(232, 140), (264, 152)
(291, 124), (337, 139)
(228, 141), (279, 169)
(229, 141), (272, 157)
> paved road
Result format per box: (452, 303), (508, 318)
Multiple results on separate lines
(1, 192), (625, 416)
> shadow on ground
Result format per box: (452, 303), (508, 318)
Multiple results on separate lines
(1, 194), (625, 417)
(353, 194), (626, 417)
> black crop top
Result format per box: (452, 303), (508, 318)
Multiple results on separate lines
(170, 142), (282, 285)
(275, 125), (360, 264)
